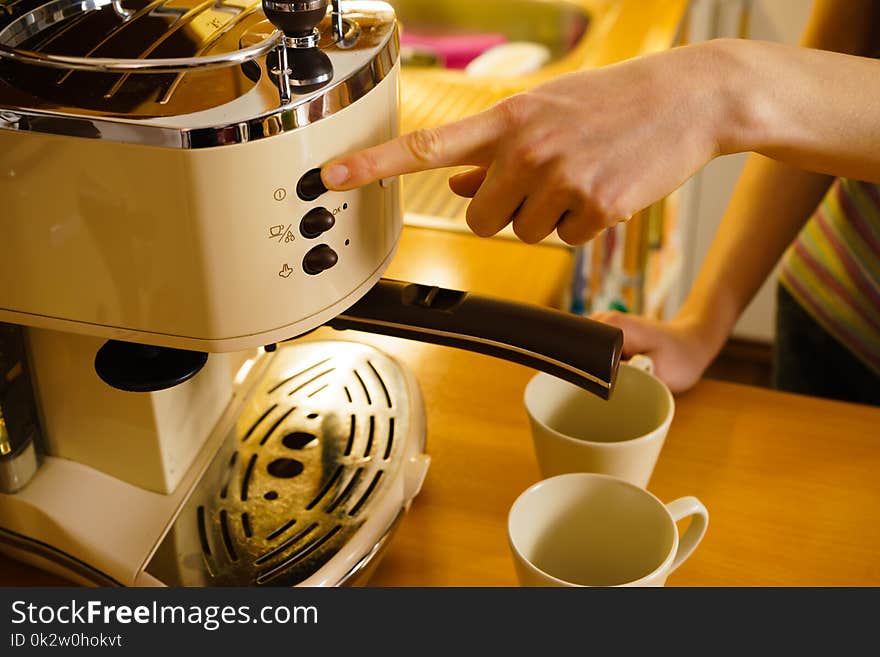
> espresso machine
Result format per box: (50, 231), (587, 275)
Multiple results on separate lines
(0, 0), (622, 585)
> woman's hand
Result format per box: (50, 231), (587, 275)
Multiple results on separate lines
(590, 312), (723, 393)
(322, 41), (750, 244)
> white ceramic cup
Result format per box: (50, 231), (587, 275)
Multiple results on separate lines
(508, 472), (708, 587)
(524, 355), (673, 488)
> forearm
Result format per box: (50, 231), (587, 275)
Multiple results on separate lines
(671, 0), (879, 346)
(714, 38), (880, 181)
(676, 156), (833, 350)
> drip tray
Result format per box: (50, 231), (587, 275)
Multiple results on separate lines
(145, 340), (428, 586)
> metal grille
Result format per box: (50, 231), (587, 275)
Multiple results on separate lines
(146, 340), (422, 586)
(0, 0), (267, 114)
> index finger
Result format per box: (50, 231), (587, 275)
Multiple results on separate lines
(320, 107), (506, 191)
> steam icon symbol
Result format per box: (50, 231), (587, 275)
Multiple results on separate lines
(278, 264), (293, 278)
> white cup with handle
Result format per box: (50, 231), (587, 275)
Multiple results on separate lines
(524, 355), (672, 488)
(508, 472), (708, 587)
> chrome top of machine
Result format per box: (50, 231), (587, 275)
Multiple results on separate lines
(0, 0), (398, 147)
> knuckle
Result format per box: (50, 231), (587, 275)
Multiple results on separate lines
(605, 197), (630, 224)
(494, 93), (536, 127)
(511, 142), (544, 170)
(405, 128), (443, 163)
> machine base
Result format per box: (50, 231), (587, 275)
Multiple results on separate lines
(0, 340), (429, 586)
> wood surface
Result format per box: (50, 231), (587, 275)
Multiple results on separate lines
(4, 227), (879, 586)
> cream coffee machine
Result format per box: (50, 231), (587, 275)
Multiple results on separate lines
(0, 0), (622, 585)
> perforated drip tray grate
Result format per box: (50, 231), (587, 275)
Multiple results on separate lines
(146, 340), (426, 586)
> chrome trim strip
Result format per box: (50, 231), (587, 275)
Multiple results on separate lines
(282, 29), (319, 48)
(333, 315), (612, 390)
(0, 36), (398, 148)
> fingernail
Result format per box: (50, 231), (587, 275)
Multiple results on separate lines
(322, 163), (350, 188)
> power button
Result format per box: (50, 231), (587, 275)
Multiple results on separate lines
(297, 168), (328, 201)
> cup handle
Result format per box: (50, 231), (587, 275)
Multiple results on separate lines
(665, 496), (709, 573)
(626, 354), (654, 375)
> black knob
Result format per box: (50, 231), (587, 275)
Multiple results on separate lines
(302, 244), (338, 275)
(297, 168), (328, 201)
(266, 47), (333, 92)
(262, 0), (328, 37)
(300, 207), (335, 238)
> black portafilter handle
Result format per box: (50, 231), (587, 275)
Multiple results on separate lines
(94, 279), (623, 398)
(327, 279), (624, 400)
(263, 0), (329, 37)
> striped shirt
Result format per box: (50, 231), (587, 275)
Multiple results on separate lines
(779, 178), (880, 374)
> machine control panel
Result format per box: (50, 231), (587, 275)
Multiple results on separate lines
(302, 244), (338, 275)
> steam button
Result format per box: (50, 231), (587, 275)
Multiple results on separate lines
(300, 207), (335, 238)
(297, 168), (328, 201)
(302, 244), (338, 275)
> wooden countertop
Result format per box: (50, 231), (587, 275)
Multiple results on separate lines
(4, 227), (880, 586)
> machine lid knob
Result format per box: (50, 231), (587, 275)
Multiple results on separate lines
(262, 0), (329, 37)
(300, 207), (335, 238)
(302, 244), (338, 275)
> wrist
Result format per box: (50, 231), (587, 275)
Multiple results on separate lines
(694, 39), (779, 156)
(673, 299), (735, 363)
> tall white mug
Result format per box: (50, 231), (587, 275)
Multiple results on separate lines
(524, 356), (673, 488)
(508, 473), (709, 587)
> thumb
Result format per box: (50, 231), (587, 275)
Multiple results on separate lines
(320, 108), (506, 191)
(591, 312), (661, 357)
